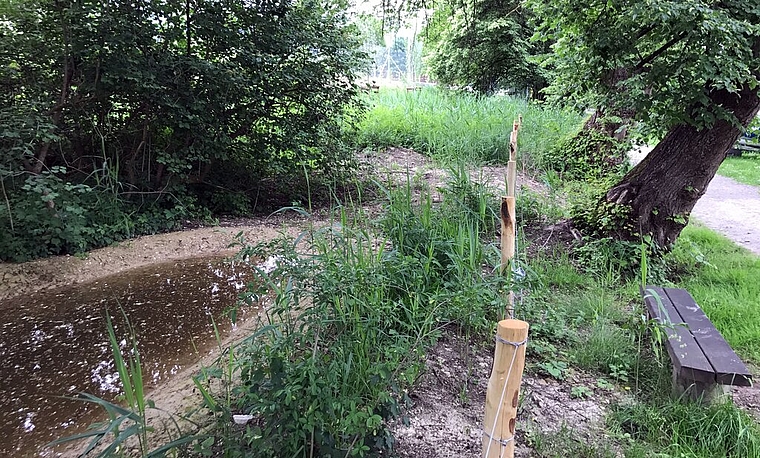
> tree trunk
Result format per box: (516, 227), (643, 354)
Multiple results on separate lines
(605, 85), (760, 249)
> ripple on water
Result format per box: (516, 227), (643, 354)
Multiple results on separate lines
(0, 256), (255, 457)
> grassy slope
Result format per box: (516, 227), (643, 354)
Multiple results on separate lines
(351, 88), (760, 457)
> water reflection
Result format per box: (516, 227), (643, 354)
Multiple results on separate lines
(0, 256), (253, 457)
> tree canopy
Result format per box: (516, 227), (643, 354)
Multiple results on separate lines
(529, 0), (760, 248)
(531, 0), (760, 133)
(422, 0), (546, 94)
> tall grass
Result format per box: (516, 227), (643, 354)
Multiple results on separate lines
(610, 398), (760, 457)
(196, 169), (509, 457)
(513, 190), (760, 457)
(355, 88), (581, 165)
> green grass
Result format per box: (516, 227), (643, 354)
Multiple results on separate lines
(355, 88), (581, 165)
(610, 398), (760, 457)
(669, 223), (760, 363)
(719, 155), (760, 187)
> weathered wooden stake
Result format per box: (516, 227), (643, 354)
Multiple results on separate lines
(507, 119), (519, 197)
(482, 319), (529, 458)
(506, 160), (517, 197)
(500, 196), (516, 273)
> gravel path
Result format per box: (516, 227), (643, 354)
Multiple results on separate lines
(692, 174), (760, 255)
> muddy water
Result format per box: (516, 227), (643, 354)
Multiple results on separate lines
(0, 256), (256, 457)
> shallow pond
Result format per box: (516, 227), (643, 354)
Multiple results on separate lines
(0, 256), (255, 457)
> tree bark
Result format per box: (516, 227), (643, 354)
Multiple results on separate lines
(605, 85), (760, 249)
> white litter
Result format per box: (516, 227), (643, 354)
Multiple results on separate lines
(233, 414), (254, 425)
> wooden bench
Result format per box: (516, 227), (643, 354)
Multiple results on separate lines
(728, 136), (760, 156)
(642, 286), (752, 401)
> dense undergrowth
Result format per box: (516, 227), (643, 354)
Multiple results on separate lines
(0, 0), (363, 263)
(198, 173), (508, 457)
(62, 89), (760, 457)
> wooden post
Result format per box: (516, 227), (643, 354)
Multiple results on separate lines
(500, 196), (516, 273)
(482, 319), (529, 458)
(507, 120), (519, 197)
(506, 161), (517, 197)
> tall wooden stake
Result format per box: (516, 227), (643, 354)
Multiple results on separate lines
(507, 119), (519, 197)
(506, 161), (517, 197)
(482, 319), (529, 458)
(500, 196), (516, 273)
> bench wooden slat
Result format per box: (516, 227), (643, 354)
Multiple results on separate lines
(643, 286), (715, 384)
(664, 288), (753, 387)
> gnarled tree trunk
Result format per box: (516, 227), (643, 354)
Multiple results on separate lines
(606, 85), (760, 249)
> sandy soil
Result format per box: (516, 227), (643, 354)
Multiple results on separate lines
(391, 333), (624, 458)
(0, 217), (306, 302)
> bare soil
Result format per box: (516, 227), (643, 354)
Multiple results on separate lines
(391, 333), (625, 458)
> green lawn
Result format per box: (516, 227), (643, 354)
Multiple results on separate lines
(719, 155), (760, 187)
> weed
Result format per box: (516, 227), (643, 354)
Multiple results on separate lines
(570, 385), (593, 399)
(610, 399), (760, 457)
(596, 378), (615, 390)
(526, 425), (617, 457)
(49, 311), (201, 457)
(538, 361), (569, 380)
(195, 172), (509, 457)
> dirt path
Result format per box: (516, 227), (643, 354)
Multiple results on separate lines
(692, 174), (760, 255)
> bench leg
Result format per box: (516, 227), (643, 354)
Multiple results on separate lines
(672, 369), (730, 403)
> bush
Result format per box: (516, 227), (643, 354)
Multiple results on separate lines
(534, 121), (630, 180)
(0, 167), (203, 262)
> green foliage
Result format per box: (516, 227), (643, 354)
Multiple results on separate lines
(529, 0), (760, 134)
(570, 385), (593, 399)
(610, 400), (760, 457)
(355, 88), (581, 164)
(538, 126), (630, 180)
(195, 172), (508, 456)
(517, 187), (566, 226)
(0, 0), (365, 260)
(718, 155), (760, 187)
(526, 426), (618, 457)
(0, 167), (201, 261)
(571, 321), (636, 381)
(538, 360), (569, 380)
(422, 1), (546, 94)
